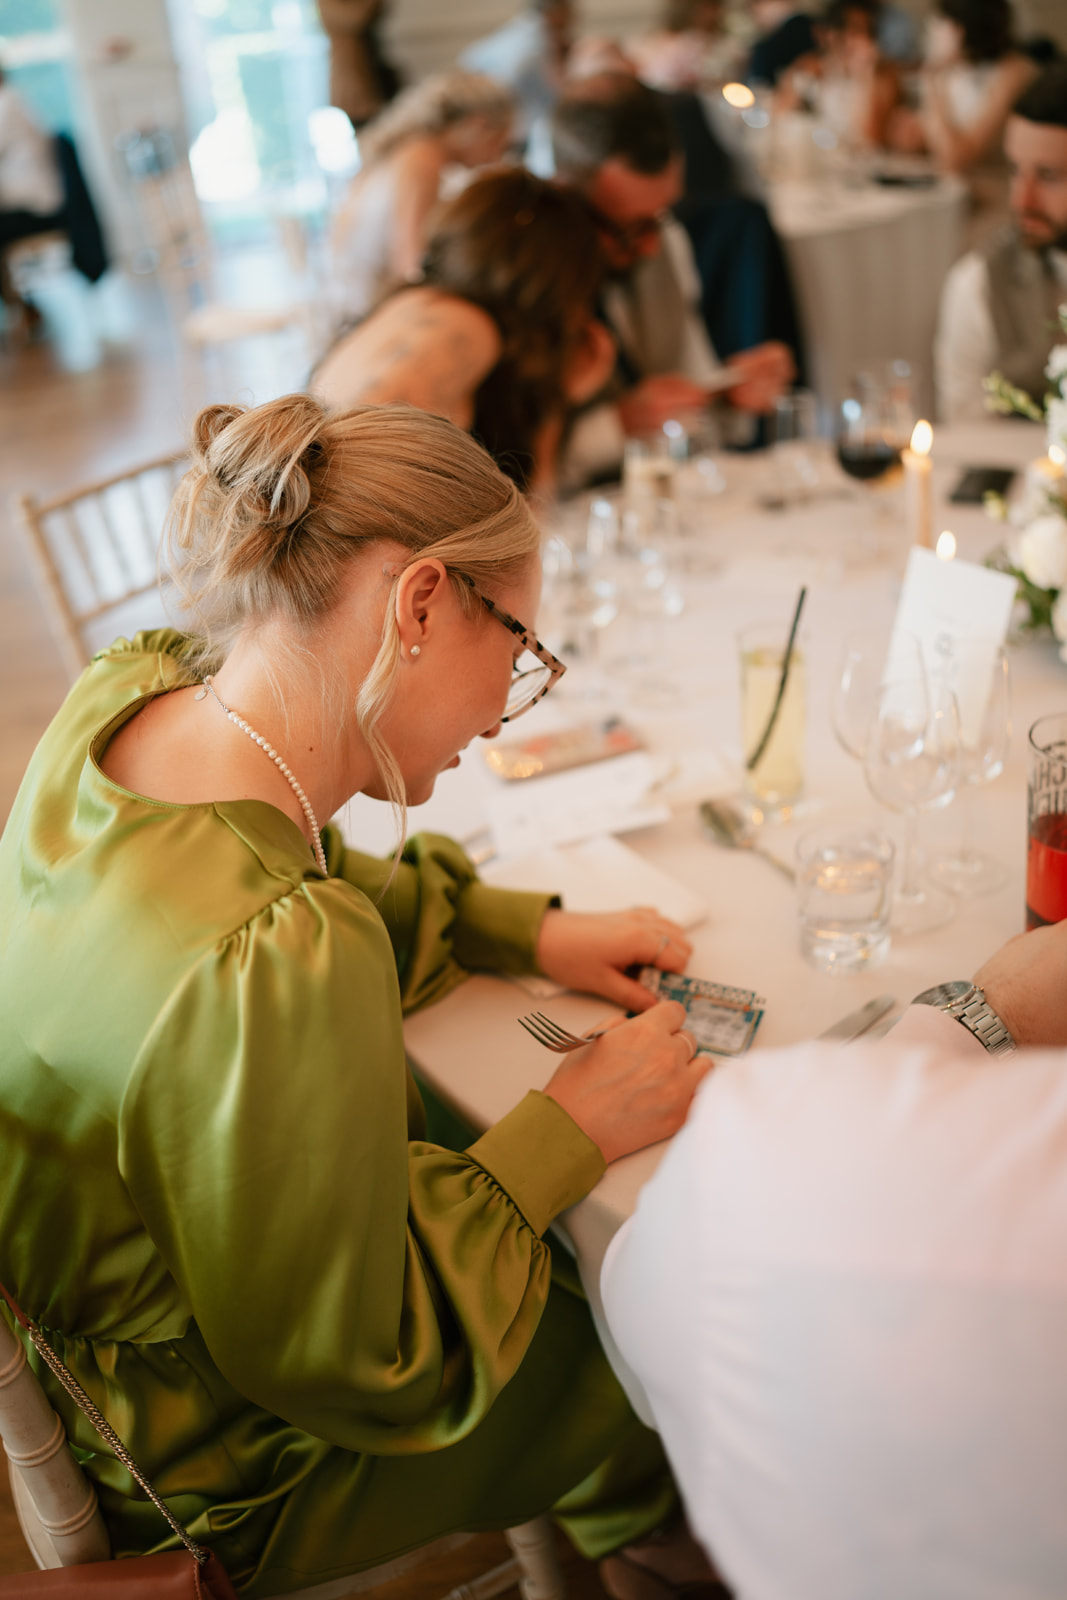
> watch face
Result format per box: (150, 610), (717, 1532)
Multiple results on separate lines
(913, 980), (973, 1008)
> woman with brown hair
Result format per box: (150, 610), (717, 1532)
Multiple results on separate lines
(0, 392), (714, 1597)
(311, 167), (616, 495)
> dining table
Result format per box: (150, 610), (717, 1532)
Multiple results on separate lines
(766, 168), (968, 422)
(340, 416), (1059, 1413)
(698, 95), (969, 421)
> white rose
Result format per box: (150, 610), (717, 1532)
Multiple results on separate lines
(1017, 514), (1067, 591)
(1047, 344), (1067, 386)
(1054, 587), (1067, 645)
(1047, 395), (1067, 454)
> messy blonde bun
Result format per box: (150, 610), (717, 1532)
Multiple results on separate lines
(166, 393), (539, 818)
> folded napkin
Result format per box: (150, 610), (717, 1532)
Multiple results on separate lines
(482, 834), (709, 996)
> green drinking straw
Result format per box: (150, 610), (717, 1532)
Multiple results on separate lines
(745, 585), (807, 772)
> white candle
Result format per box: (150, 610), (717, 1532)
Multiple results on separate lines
(903, 420), (934, 549)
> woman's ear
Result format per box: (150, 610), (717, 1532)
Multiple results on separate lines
(394, 557), (450, 656)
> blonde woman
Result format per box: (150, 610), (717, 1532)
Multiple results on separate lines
(0, 395), (714, 1596)
(328, 69), (515, 322)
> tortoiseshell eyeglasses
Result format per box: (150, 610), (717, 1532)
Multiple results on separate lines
(457, 573), (566, 721)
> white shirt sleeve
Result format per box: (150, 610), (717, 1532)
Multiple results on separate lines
(934, 250), (997, 423)
(602, 1027), (1067, 1600)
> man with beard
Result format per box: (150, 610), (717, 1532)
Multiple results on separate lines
(550, 74), (795, 488)
(935, 63), (1067, 422)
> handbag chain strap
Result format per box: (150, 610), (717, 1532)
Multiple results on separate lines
(0, 1280), (208, 1564)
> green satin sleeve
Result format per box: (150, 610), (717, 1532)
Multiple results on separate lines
(118, 877), (603, 1456)
(323, 825), (558, 1012)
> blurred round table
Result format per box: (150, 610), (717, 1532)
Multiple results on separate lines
(767, 170), (968, 420)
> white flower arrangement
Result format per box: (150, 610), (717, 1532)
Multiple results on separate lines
(984, 306), (1067, 659)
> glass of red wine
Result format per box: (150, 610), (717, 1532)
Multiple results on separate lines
(1027, 713), (1067, 929)
(836, 376), (907, 490)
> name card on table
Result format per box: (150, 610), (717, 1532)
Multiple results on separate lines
(889, 547), (1016, 745)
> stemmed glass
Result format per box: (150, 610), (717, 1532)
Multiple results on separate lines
(539, 523), (619, 703)
(930, 643), (1011, 895)
(603, 497), (685, 707)
(863, 671), (961, 935)
(835, 373), (911, 540)
(832, 629), (924, 760)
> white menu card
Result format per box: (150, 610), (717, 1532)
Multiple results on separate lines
(889, 548), (1017, 746)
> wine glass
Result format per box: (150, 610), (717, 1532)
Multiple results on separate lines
(863, 673), (961, 935)
(930, 643), (1011, 895)
(832, 629), (924, 760)
(539, 530), (619, 704)
(602, 498), (685, 707)
(836, 374), (907, 493)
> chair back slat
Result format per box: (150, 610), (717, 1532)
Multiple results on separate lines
(16, 452), (187, 681)
(0, 1313), (110, 1566)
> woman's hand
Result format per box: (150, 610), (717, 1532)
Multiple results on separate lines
(536, 907), (693, 1012)
(544, 1001), (710, 1164)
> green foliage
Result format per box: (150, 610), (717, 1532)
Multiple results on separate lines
(987, 546), (1056, 632)
(982, 370), (1046, 422)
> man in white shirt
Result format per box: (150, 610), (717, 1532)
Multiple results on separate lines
(935, 63), (1067, 422)
(550, 75), (794, 487)
(601, 919), (1067, 1600)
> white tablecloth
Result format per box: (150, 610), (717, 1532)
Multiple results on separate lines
(768, 174), (967, 420)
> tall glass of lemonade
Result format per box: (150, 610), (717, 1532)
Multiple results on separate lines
(739, 621), (806, 822)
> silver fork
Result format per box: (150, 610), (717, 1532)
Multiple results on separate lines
(517, 1012), (607, 1053)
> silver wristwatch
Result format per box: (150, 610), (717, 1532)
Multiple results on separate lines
(912, 981), (1017, 1057)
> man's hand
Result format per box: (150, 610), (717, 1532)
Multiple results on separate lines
(724, 342), (796, 414)
(618, 374), (711, 436)
(974, 922), (1067, 1048)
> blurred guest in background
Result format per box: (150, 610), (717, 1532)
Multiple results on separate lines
(316, 0), (402, 128)
(551, 74), (795, 486)
(888, 0), (1036, 230)
(747, 0), (819, 88)
(936, 63), (1067, 422)
(0, 66), (64, 332)
(327, 71), (513, 325)
(628, 0), (743, 92)
(460, 0), (574, 142)
(777, 0), (903, 150)
(312, 168), (614, 497)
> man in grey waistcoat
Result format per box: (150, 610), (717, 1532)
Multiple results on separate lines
(935, 63), (1067, 422)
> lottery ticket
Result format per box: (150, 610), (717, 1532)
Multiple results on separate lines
(634, 967), (765, 1056)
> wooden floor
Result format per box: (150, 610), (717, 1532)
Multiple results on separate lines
(0, 272), (612, 1595)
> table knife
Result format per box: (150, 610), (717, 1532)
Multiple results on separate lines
(817, 994), (896, 1043)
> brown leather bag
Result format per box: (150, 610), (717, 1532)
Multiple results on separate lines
(0, 1283), (239, 1599)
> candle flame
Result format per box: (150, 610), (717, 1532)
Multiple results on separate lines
(910, 420), (933, 456)
(722, 82), (755, 108)
(1050, 444), (1066, 467)
(936, 530), (956, 561)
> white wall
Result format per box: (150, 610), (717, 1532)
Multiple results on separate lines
(58, 0), (187, 264)
(385, 1), (651, 82)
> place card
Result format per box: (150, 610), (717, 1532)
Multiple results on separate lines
(889, 547), (1016, 745)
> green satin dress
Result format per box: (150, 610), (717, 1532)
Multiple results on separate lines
(0, 633), (674, 1595)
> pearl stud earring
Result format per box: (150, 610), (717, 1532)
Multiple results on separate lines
(410, 645), (421, 658)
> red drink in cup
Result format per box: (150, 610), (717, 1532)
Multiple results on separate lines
(1027, 715), (1067, 928)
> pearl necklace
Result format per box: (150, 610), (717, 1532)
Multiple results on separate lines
(195, 676), (327, 874)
